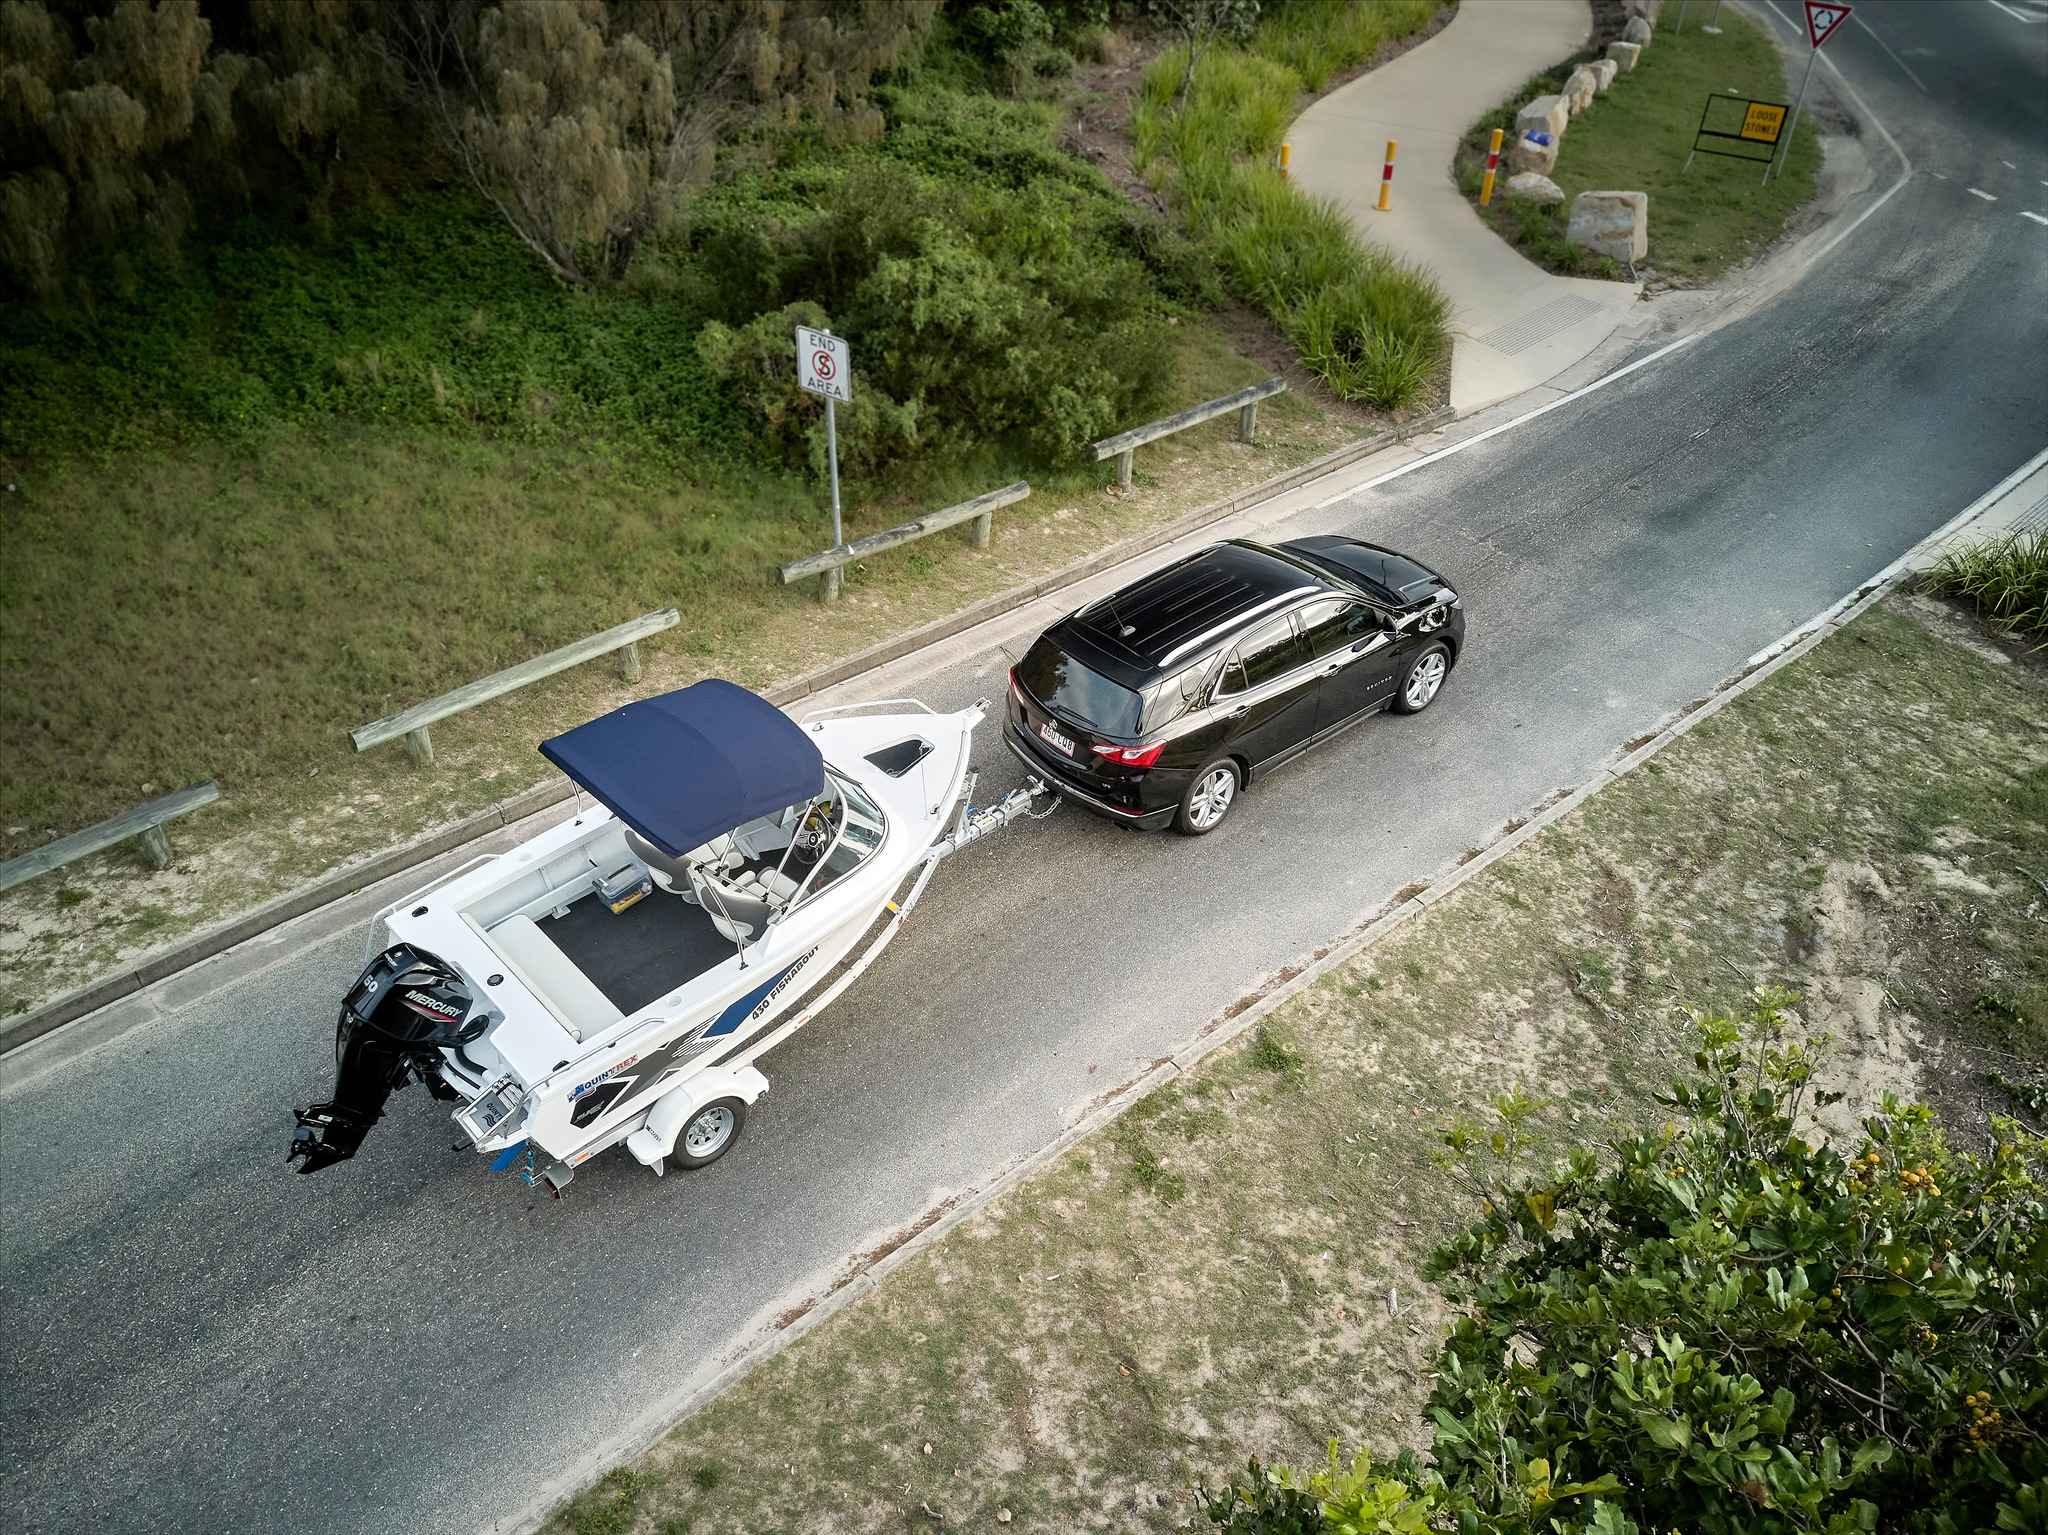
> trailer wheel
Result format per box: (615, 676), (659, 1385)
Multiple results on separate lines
(673, 1097), (748, 1169)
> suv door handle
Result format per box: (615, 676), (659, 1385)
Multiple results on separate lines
(1226, 705), (1249, 721)
(1322, 661), (1343, 676)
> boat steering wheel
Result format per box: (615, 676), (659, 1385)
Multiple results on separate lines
(790, 800), (836, 863)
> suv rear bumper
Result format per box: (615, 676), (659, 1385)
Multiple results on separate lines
(1005, 729), (1178, 829)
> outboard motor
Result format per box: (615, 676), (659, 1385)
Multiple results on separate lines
(288, 944), (482, 1173)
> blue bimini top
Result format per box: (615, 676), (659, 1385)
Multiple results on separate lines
(539, 680), (824, 857)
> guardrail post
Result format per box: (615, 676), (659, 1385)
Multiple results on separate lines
(970, 511), (993, 549)
(821, 566), (843, 603)
(618, 640), (642, 682)
(405, 727), (435, 769)
(137, 824), (172, 869)
(1116, 448), (1135, 490)
(1237, 399), (1260, 443)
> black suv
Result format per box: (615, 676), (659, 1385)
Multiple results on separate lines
(1006, 537), (1464, 835)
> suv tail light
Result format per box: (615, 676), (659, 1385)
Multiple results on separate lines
(1092, 741), (1165, 768)
(1008, 667), (1027, 707)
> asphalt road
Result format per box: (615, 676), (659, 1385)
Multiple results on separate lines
(5, 5), (2045, 1531)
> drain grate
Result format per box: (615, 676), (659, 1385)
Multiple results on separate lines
(1473, 293), (1605, 356)
(2009, 491), (2048, 535)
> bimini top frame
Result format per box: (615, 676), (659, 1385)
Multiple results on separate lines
(539, 679), (824, 859)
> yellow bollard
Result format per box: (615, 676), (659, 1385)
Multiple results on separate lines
(1479, 127), (1503, 206)
(1376, 139), (1397, 211)
(1279, 142), (1291, 179)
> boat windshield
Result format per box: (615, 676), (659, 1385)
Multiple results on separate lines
(778, 771), (887, 907)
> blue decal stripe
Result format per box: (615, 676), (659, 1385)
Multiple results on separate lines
(704, 962), (797, 1039)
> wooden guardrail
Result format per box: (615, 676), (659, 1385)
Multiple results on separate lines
(0, 781), (221, 893)
(1091, 376), (1288, 490)
(351, 608), (680, 767)
(781, 481), (1030, 602)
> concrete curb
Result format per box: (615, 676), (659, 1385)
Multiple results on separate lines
(0, 405), (1453, 1060)
(510, 440), (2042, 1534)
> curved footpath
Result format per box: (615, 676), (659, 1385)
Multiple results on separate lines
(1291, 0), (1643, 413)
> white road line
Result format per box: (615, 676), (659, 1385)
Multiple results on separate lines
(1313, 0), (1920, 516)
(1742, 441), (2048, 671)
(1970, 187), (2000, 200)
(1985, 0), (2047, 22)
(2004, 160), (2020, 169)
(1853, 11), (1929, 92)
(2023, 211), (2048, 226)
(1934, 171), (1949, 180)
(1313, 335), (1703, 508)
(1761, 0), (1915, 268)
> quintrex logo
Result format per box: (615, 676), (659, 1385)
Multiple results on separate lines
(402, 989), (463, 1020)
(570, 1055), (640, 1101)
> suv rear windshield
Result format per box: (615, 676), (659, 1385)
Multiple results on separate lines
(1018, 636), (1195, 736)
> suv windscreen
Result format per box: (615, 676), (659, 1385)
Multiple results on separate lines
(1018, 637), (1195, 736)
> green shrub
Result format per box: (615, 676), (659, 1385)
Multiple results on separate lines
(1921, 531), (2048, 647)
(1202, 993), (2048, 1533)
(1130, 1), (1447, 409)
(3, 69), (1187, 477)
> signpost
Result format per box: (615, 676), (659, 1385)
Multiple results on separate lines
(1684, 93), (1789, 170)
(795, 325), (851, 551)
(1768, 0), (1853, 184)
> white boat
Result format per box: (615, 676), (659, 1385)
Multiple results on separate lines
(289, 680), (1047, 1191)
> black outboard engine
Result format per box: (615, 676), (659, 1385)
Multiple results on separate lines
(288, 944), (483, 1173)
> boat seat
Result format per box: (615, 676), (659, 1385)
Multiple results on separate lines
(490, 915), (624, 1041)
(747, 867), (804, 906)
(625, 827), (742, 897)
(687, 864), (773, 944)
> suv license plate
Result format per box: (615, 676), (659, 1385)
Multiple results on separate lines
(1039, 720), (1076, 756)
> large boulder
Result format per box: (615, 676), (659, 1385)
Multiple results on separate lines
(1607, 40), (1642, 72)
(1508, 132), (1558, 175)
(1564, 66), (1599, 115)
(1515, 94), (1569, 142)
(1624, 0), (1662, 19)
(1567, 190), (1648, 262)
(1623, 16), (1654, 45)
(1505, 172), (1564, 205)
(1592, 58), (1618, 93)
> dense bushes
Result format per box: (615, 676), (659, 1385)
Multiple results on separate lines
(1921, 531), (2048, 648)
(693, 110), (1177, 475)
(1133, 0), (1448, 409)
(2, 76), (1181, 480)
(1198, 995), (2048, 1533)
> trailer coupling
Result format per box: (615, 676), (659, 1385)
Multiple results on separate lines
(288, 943), (485, 1174)
(924, 774), (1054, 862)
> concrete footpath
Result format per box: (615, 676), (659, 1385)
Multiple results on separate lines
(1291, 0), (1641, 413)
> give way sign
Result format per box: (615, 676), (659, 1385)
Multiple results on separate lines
(1804, 0), (1852, 49)
(795, 325), (851, 403)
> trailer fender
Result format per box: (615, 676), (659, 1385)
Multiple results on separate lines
(627, 1066), (770, 1174)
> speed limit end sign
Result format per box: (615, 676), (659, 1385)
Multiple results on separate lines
(796, 326), (851, 403)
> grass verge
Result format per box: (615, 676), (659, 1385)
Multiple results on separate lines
(1133, 1), (1452, 408)
(543, 595), (2045, 1534)
(1456, 8), (1822, 284)
(0, 320), (1372, 1017)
